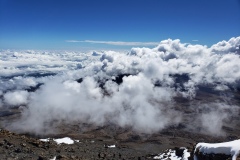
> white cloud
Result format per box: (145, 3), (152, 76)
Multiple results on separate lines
(195, 103), (239, 136)
(3, 90), (29, 106)
(66, 40), (159, 46)
(1, 36), (240, 136)
(210, 36), (240, 54)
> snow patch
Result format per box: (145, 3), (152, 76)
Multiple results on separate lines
(108, 144), (116, 148)
(154, 148), (190, 160)
(40, 137), (74, 145)
(49, 156), (56, 160)
(194, 139), (240, 160)
(54, 137), (74, 145)
(39, 138), (50, 142)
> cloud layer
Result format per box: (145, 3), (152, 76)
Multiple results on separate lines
(0, 36), (240, 135)
(66, 40), (160, 46)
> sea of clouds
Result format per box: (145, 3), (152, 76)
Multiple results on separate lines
(0, 37), (239, 135)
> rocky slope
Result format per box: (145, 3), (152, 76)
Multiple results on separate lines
(0, 129), (170, 160)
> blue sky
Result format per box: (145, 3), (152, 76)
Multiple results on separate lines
(0, 0), (240, 50)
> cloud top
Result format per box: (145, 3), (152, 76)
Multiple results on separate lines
(0, 36), (240, 136)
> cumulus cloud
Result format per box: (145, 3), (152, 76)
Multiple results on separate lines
(210, 36), (240, 54)
(0, 36), (240, 136)
(3, 90), (29, 106)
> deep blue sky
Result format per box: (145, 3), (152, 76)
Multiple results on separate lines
(0, 0), (240, 50)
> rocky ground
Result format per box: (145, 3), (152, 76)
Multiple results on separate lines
(0, 120), (239, 160)
(0, 128), (191, 160)
(1, 126), (239, 160)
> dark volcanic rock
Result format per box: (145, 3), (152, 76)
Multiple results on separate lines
(175, 147), (186, 157)
(194, 152), (233, 160)
(0, 129), (162, 159)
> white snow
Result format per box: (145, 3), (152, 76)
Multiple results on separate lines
(194, 139), (240, 160)
(49, 156), (56, 160)
(40, 138), (50, 142)
(40, 137), (74, 145)
(108, 144), (116, 148)
(154, 148), (190, 160)
(153, 149), (180, 160)
(182, 149), (191, 159)
(54, 137), (74, 145)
